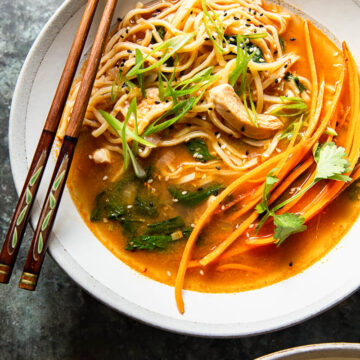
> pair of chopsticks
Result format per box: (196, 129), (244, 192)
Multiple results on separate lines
(0, 0), (118, 290)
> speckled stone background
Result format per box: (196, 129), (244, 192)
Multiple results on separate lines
(1, 1), (360, 359)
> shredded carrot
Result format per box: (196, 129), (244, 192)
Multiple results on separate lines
(245, 236), (275, 246)
(304, 20), (319, 138)
(216, 263), (261, 273)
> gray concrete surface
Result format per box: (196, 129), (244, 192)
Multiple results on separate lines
(1, 1), (360, 359)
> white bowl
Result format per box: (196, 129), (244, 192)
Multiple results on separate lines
(256, 343), (360, 360)
(8, 0), (360, 337)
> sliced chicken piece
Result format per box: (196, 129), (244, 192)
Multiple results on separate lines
(127, 88), (172, 134)
(209, 84), (283, 140)
(92, 148), (111, 164)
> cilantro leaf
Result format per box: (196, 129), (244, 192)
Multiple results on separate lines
(314, 142), (352, 182)
(273, 213), (307, 246)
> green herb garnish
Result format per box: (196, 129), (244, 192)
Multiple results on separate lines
(169, 183), (224, 206)
(186, 138), (217, 162)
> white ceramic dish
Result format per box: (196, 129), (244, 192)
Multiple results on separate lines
(256, 343), (360, 360)
(8, 0), (360, 337)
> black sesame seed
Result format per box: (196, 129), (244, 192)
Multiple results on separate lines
(260, 13), (264, 16)
(125, 90), (129, 94)
(246, 150), (249, 155)
(200, 99), (205, 103)
(245, 23), (251, 27)
(274, 50), (278, 55)
(216, 167), (220, 171)
(190, 10), (193, 14)
(157, 56), (161, 60)
(149, 201), (154, 207)
(201, 159), (206, 163)
(284, 64), (288, 69)
(215, 131), (219, 136)
(275, 79), (278, 84)
(224, 12), (227, 16)
(186, 123), (192, 127)
(213, 190), (219, 196)
(208, 107), (213, 111)
(217, 141), (221, 147)
(120, 35), (124, 39)
(115, 64), (119, 68)
(254, 29), (257, 33)
(205, 37), (210, 41)
(126, 29), (129, 34)
(289, 262), (293, 267)
(212, 35), (216, 40)
(228, 134), (233, 138)
(127, 49), (132, 53)
(247, 18), (251, 22)
(241, 126), (245, 132)
(234, 16), (239, 20)
(122, 83), (127, 88)
(155, 100), (161, 104)
(290, 37), (296, 41)
(165, 99), (169, 103)
(117, 17), (122, 22)
(197, 187), (203, 191)
(259, 24), (264, 28)
(196, 115), (202, 119)
(120, 63), (124, 67)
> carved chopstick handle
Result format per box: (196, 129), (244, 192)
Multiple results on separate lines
(0, 130), (54, 283)
(19, 136), (77, 290)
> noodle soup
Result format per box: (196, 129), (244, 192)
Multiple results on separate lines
(64, 0), (360, 312)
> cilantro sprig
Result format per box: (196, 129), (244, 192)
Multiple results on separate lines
(256, 142), (352, 245)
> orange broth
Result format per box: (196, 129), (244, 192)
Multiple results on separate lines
(67, 2), (360, 293)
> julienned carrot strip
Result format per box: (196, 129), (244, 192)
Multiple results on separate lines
(304, 20), (319, 139)
(199, 211), (259, 266)
(219, 244), (257, 261)
(245, 236), (274, 246)
(216, 263), (261, 273)
(270, 157), (313, 202)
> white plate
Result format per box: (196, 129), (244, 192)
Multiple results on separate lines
(8, 0), (360, 337)
(256, 343), (360, 360)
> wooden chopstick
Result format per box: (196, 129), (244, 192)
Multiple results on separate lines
(19, 0), (118, 291)
(0, 0), (100, 284)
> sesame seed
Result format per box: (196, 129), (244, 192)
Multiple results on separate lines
(259, 24), (264, 28)
(200, 270), (205, 276)
(155, 100), (161, 104)
(208, 107), (213, 111)
(127, 205), (133, 209)
(172, 198), (179, 202)
(246, 150), (249, 155)
(216, 166), (221, 170)
(103, 176), (108, 181)
(120, 35), (124, 39)
(213, 191), (219, 196)
(182, 191), (188, 195)
(234, 16), (239, 20)
(241, 126), (245, 132)
(275, 78), (278, 84)
(127, 49), (132, 53)
(126, 29), (129, 34)
(149, 201), (153, 207)
(290, 37), (296, 41)
(190, 10), (193, 14)
(147, 178), (153, 184)
(167, 270), (172, 276)
(247, 18), (251, 22)
(125, 90), (129, 94)
(117, 17), (122, 22)
(245, 23), (251, 27)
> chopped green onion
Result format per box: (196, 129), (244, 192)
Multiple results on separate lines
(269, 96), (308, 117)
(202, 0), (229, 54)
(325, 126), (338, 136)
(127, 33), (194, 77)
(99, 110), (154, 147)
(135, 49), (146, 98)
